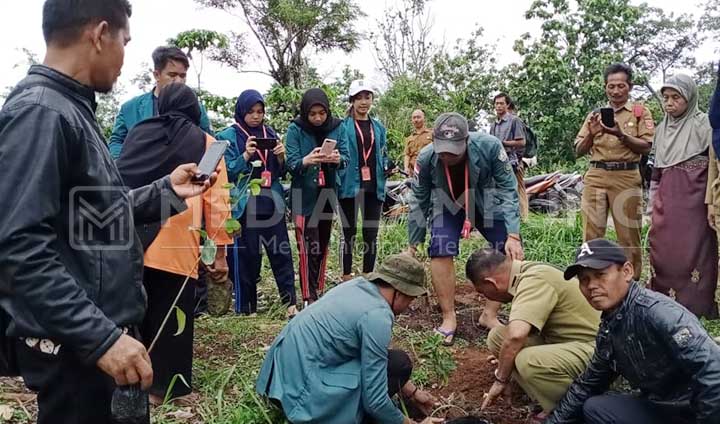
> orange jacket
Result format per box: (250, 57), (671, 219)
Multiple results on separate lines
(144, 134), (232, 278)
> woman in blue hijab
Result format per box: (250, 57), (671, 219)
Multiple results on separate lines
(216, 90), (297, 318)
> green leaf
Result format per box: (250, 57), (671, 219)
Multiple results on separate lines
(189, 227), (208, 239)
(201, 238), (217, 266)
(173, 306), (186, 337)
(249, 184), (261, 196)
(225, 218), (241, 234)
(163, 373), (191, 404)
(222, 183), (235, 189)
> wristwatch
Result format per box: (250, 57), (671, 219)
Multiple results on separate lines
(494, 368), (510, 384)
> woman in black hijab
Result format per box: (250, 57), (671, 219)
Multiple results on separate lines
(117, 83), (205, 190)
(117, 83), (232, 405)
(285, 88), (349, 306)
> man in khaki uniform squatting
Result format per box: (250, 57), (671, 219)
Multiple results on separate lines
(575, 63), (654, 280)
(465, 248), (600, 422)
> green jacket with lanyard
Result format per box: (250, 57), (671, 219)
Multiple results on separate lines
(215, 125), (286, 219)
(285, 122), (350, 217)
(337, 117), (389, 202)
(408, 131), (520, 246)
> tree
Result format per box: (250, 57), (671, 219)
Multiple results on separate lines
(168, 29), (232, 89)
(97, 86), (125, 139)
(196, 0), (364, 88)
(625, 5), (700, 99)
(427, 26), (499, 125)
(696, 62), (718, 113)
(197, 89), (237, 130)
(504, 0), (642, 163)
(263, 66), (360, 134)
(130, 62), (154, 92)
(372, 0), (439, 81)
(373, 27), (500, 161)
(1, 48), (40, 101)
(700, 0), (720, 36)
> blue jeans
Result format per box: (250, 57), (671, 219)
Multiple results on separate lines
(428, 208), (507, 258)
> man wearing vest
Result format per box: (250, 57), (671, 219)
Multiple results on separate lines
(575, 63), (654, 280)
(108, 46), (211, 159)
(465, 249), (600, 423)
(407, 112), (523, 346)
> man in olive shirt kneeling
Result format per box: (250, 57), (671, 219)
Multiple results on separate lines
(465, 248), (601, 422)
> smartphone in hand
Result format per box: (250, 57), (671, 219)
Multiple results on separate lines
(319, 139), (337, 156)
(254, 138), (278, 150)
(600, 108), (615, 128)
(192, 140), (229, 183)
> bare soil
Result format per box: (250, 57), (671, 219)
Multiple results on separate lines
(397, 284), (535, 424)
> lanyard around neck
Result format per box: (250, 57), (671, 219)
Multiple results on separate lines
(443, 161), (469, 210)
(354, 119), (375, 166)
(236, 123), (269, 168)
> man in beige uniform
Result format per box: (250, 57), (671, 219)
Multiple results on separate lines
(576, 63), (654, 280)
(465, 248), (600, 422)
(404, 109), (433, 177)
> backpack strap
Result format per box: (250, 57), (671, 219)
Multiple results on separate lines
(633, 103), (644, 122)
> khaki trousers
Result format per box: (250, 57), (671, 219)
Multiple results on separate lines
(487, 325), (595, 412)
(581, 168), (643, 280)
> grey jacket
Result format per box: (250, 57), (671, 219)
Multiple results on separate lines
(547, 282), (720, 424)
(0, 65), (185, 365)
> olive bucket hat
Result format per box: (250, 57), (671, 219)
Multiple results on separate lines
(367, 253), (427, 297)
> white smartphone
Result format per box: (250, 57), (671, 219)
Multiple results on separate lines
(319, 139), (337, 156)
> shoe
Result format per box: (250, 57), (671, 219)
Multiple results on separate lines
(433, 327), (456, 346)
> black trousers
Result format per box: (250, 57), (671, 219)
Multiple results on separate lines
(362, 349), (413, 424)
(231, 213), (297, 314)
(339, 190), (383, 275)
(141, 267), (196, 399)
(583, 394), (694, 424)
(15, 339), (117, 424)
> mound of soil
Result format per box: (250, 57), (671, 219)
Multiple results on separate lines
(434, 348), (532, 424)
(398, 285), (534, 424)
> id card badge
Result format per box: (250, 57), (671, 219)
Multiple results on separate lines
(261, 170), (272, 188)
(318, 170), (326, 187)
(361, 166), (371, 182)
(461, 219), (472, 239)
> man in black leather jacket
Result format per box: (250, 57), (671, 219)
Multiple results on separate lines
(0, 1), (219, 422)
(545, 239), (720, 424)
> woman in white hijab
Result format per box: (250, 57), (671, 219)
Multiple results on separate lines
(649, 74), (718, 318)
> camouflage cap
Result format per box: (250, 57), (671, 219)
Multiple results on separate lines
(368, 253), (427, 297)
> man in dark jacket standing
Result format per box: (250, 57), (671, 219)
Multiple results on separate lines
(546, 239), (720, 424)
(0, 1), (218, 423)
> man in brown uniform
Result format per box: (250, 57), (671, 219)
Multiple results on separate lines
(466, 248), (600, 422)
(404, 109), (433, 176)
(576, 63), (654, 280)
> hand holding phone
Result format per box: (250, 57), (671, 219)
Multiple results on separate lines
(600, 108), (615, 128)
(255, 138), (278, 150)
(319, 139), (337, 157)
(192, 141), (229, 183)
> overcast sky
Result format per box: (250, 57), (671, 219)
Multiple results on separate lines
(0, 0), (716, 103)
